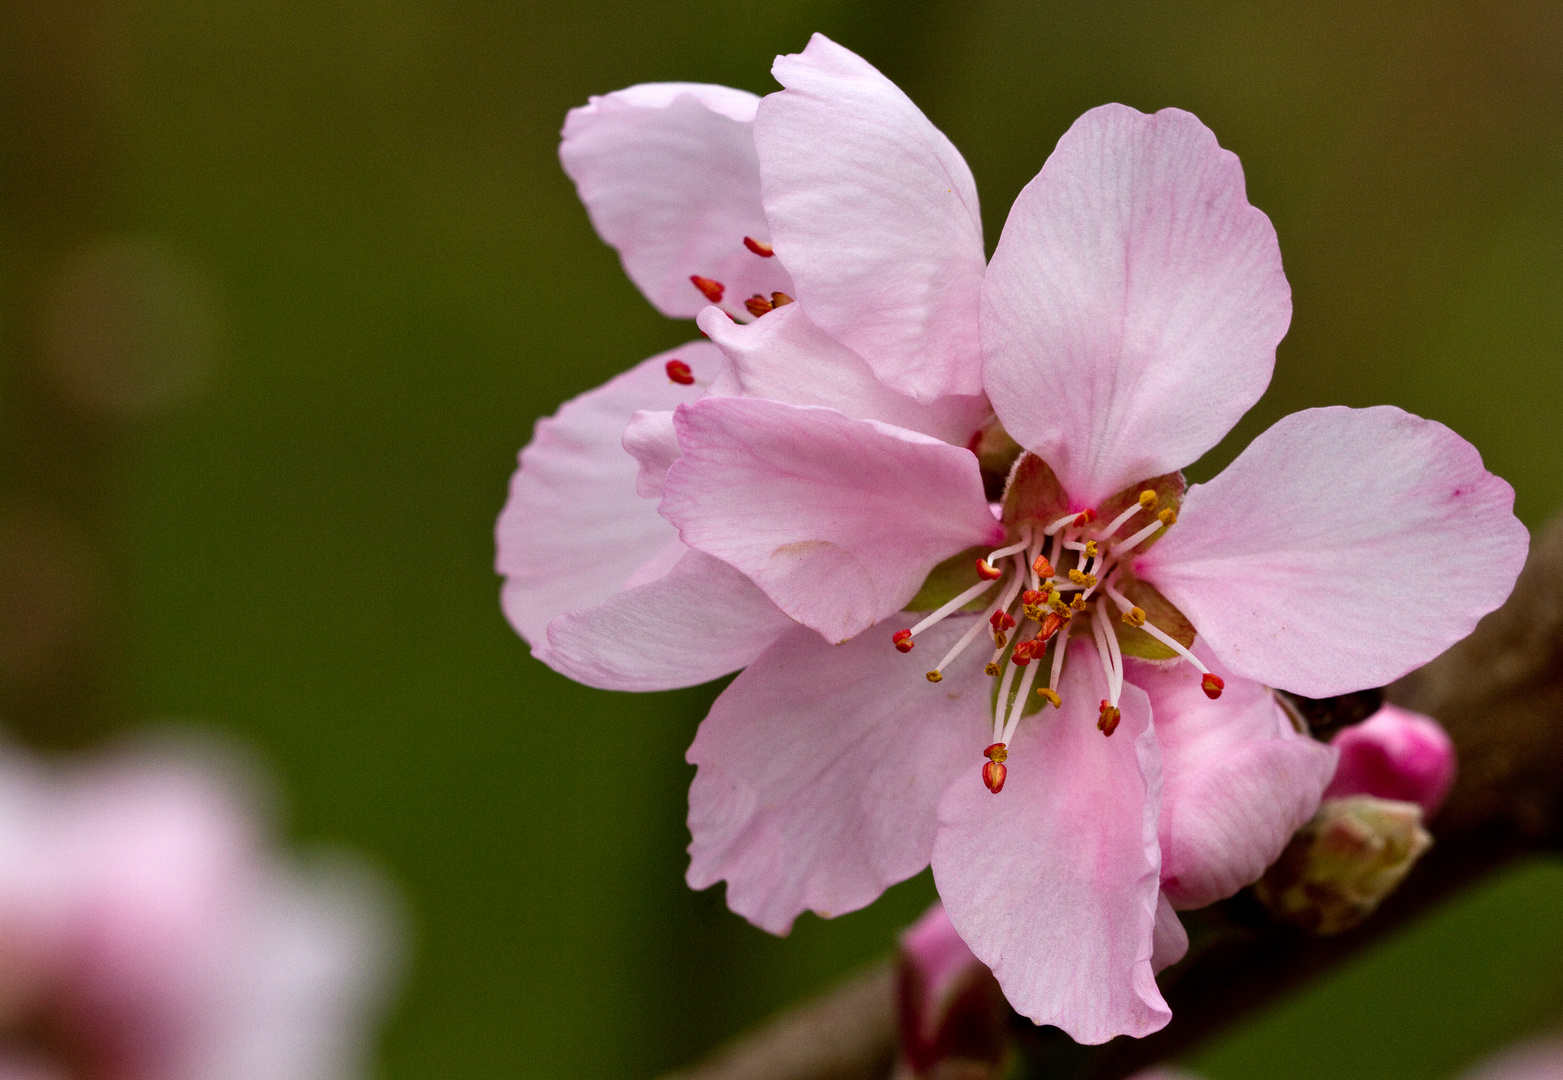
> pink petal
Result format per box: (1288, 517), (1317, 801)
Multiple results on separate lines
(560, 83), (794, 318)
(1151, 892), (1188, 973)
(755, 35), (987, 402)
(1326, 704), (1457, 818)
(544, 547), (795, 692)
(1136, 405), (1529, 697)
(495, 343), (721, 654)
(932, 641), (1168, 1043)
(687, 613), (991, 934)
(1129, 647), (1337, 910)
(982, 104), (1288, 505)
(662, 396), (1004, 643)
(697, 304), (990, 445)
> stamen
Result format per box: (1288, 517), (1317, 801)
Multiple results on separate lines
(1089, 606), (1116, 697)
(1158, 507), (1177, 526)
(665, 359), (695, 385)
(925, 671), (943, 683)
(927, 612), (993, 680)
(745, 294), (773, 318)
(982, 759), (1007, 793)
(1098, 599), (1124, 705)
(1033, 555), (1054, 578)
(1098, 701), (1122, 736)
(1043, 510), (1083, 535)
(1038, 613), (1065, 642)
(1120, 606), (1147, 627)
(975, 558), (1004, 581)
(986, 536), (1033, 566)
(1046, 624), (1069, 705)
(1202, 673), (1225, 700)
(743, 236), (775, 257)
(989, 610), (1017, 633)
(1097, 500), (1146, 542)
(984, 743), (1008, 762)
(1002, 644), (1044, 744)
(1112, 518), (1166, 559)
(1036, 686), (1061, 708)
(984, 662), (1001, 677)
(690, 275), (725, 303)
(1075, 508), (1099, 526)
(991, 648), (1020, 743)
(892, 629), (915, 653)
(1138, 489), (1159, 510)
(1067, 569), (1097, 588)
(905, 577), (1000, 639)
(771, 292), (795, 307)
(1138, 620), (1212, 675)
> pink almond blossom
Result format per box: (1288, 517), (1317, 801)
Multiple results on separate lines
(0, 736), (397, 1080)
(496, 34), (1526, 1043)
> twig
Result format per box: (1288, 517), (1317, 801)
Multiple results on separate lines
(665, 513), (1563, 1080)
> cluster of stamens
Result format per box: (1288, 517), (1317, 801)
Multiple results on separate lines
(893, 486), (1225, 794)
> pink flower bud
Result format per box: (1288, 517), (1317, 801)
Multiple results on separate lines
(896, 903), (1008, 1079)
(1325, 703), (1456, 818)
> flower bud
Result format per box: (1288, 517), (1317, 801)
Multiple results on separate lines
(1255, 794), (1432, 935)
(1326, 703), (1456, 818)
(896, 904), (1009, 1079)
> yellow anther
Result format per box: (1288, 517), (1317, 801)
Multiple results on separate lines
(992, 629), (1009, 648)
(984, 662), (1001, 677)
(1023, 604), (1046, 622)
(1084, 540), (1099, 558)
(1067, 569), (1097, 588)
(1139, 490), (1158, 509)
(925, 670), (943, 683)
(1036, 687), (1062, 708)
(1069, 595), (1086, 611)
(1048, 594), (1072, 617)
(1158, 507), (1177, 526)
(1121, 606), (1147, 627)
(984, 744), (1009, 763)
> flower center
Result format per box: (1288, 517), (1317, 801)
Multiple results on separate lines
(893, 451), (1224, 794)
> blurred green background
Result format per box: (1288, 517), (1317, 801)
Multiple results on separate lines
(0, 1), (1560, 1077)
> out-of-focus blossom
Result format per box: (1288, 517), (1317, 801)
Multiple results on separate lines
(0, 735), (398, 1080)
(1326, 703), (1457, 818)
(497, 31), (1525, 1044)
(895, 903), (1008, 1080)
(1460, 1037), (1563, 1080)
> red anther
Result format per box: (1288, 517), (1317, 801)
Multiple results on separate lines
(743, 236), (775, 257)
(1021, 589), (1043, 606)
(1201, 673), (1225, 700)
(744, 294), (773, 318)
(1098, 701), (1122, 737)
(1033, 556), (1055, 578)
(988, 610), (1016, 632)
(664, 359), (695, 385)
(982, 759), (1007, 794)
(975, 558), (1003, 581)
(983, 743), (1008, 762)
(1038, 613), (1064, 641)
(893, 629), (915, 653)
(690, 275), (725, 302)
(1073, 508), (1098, 526)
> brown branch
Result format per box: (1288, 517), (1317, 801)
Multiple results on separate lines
(665, 513), (1563, 1080)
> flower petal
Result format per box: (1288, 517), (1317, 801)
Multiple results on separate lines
(1129, 646), (1337, 910)
(560, 83), (793, 317)
(755, 34), (986, 402)
(1136, 405), (1529, 697)
(697, 304), (989, 444)
(687, 613), (990, 934)
(982, 104), (1288, 505)
(932, 641), (1168, 1043)
(1151, 892), (1189, 973)
(545, 547), (795, 692)
(662, 396), (1004, 643)
(495, 342), (722, 653)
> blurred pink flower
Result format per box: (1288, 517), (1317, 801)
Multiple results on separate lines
(1326, 704), (1457, 818)
(497, 32), (1525, 1044)
(1461, 1038), (1563, 1080)
(0, 737), (397, 1080)
(895, 903), (1008, 1080)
